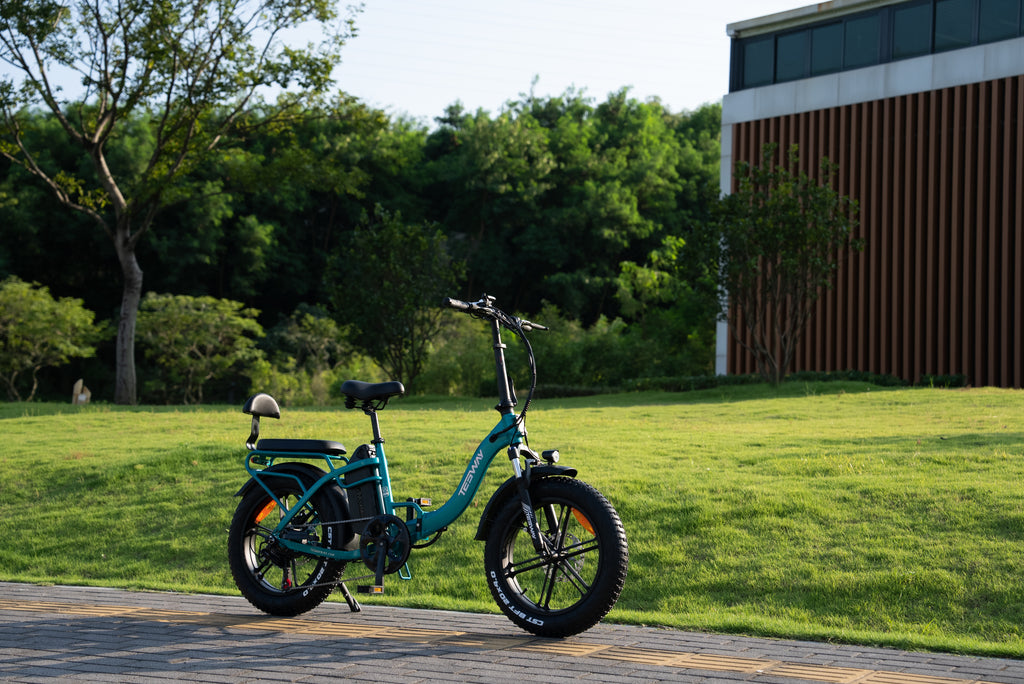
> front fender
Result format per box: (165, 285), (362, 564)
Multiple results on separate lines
(474, 465), (577, 541)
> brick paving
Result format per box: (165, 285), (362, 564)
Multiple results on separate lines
(0, 582), (1022, 683)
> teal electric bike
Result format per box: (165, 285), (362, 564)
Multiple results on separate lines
(227, 295), (628, 637)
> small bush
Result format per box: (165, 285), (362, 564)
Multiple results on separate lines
(919, 373), (969, 388)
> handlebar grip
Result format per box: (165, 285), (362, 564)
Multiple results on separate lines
(443, 297), (472, 311)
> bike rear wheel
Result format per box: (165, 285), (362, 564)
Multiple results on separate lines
(228, 472), (347, 616)
(483, 477), (628, 637)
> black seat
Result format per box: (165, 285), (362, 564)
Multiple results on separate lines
(341, 380), (405, 402)
(256, 438), (346, 456)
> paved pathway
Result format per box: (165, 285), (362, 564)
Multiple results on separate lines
(0, 582), (1022, 683)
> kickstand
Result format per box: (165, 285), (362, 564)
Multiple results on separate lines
(337, 581), (361, 612)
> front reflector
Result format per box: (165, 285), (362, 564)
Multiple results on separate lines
(572, 508), (595, 534)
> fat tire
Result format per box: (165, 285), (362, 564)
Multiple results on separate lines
(228, 470), (346, 616)
(483, 477), (628, 637)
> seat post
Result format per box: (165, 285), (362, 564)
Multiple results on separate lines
(364, 407), (385, 445)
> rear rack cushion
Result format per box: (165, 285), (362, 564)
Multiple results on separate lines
(256, 438), (347, 456)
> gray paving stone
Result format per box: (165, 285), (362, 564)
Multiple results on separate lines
(2, 582), (1023, 683)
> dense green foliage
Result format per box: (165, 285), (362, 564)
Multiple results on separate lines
(0, 0), (357, 403)
(2, 385), (1023, 656)
(0, 276), (108, 401)
(327, 206), (464, 390)
(136, 293), (264, 404)
(0, 91), (723, 402)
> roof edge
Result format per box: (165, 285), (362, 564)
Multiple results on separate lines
(726, 0), (906, 38)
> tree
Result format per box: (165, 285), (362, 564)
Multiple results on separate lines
(0, 276), (107, 400)
(0, 0), (355, 403)
(713, 143), (861, 386)
(136, 293), (263, 404)
(328, 206), (464, 389)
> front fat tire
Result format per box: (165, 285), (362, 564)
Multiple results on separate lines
(483, 477), (628, 638)
(228, 474), (346, 616)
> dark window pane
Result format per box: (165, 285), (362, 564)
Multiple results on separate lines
(935, 0), (974, 50)
(845, 14), (881, 68)
(811, 23), (844, 74)
(979, 0), (1020, 42)
(776, 30), (809, 81)
(743, 37), (774, 87)
(893, 2), (932, 58)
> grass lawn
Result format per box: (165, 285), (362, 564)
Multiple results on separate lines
(1, 382), (1022, 657)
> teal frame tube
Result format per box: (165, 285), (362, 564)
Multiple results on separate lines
(248, 412), (521, 561)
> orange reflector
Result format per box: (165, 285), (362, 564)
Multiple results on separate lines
(572, 508), (595, 534)
(255, 500), (277, 524)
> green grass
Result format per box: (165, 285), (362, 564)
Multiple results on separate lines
(2, 383), (1023, 657)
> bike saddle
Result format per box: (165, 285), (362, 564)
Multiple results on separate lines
(341, 380), (406, 403)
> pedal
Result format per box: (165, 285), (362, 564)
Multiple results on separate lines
(407, 497), (432, 507)
(358, 585), (385, 595)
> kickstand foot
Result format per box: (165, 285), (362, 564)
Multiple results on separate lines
(337, 581), (361, 612)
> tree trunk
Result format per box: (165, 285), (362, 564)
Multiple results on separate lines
(113, 228), (143, 405)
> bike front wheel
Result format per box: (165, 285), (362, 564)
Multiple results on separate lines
(228, 473), (347, 616)
(483, 477), (628, 637)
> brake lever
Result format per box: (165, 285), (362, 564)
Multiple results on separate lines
(520, 319), (548, 332)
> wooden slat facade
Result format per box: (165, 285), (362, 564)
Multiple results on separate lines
(727, 75), (1024, 387)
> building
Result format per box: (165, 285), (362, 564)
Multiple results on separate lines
(718, 0), (1023, 388)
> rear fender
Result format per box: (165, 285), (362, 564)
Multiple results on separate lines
(235, 462), (354, 547)
(474, 465), (577, 541)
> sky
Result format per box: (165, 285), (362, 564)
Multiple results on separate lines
(330, 0), (805, 124)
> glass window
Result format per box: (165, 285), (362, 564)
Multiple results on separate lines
(845, 14), (881, 68)
(811, 23), (844, 74)
(776, 30), (809, 81)
(979, 0), (1020, 42)
(893, 2), (932, 58)
(743, 37), (774, 87)
(935, 0), (975, 50)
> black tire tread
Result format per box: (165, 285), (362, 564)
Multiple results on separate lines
(483, 477), (628, 637)
(227, 472), (346, 616)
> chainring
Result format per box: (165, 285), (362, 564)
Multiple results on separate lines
(359, 514), (412, 575)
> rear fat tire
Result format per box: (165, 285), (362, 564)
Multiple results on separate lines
(483, 477), (628, 637)
(228, 472), (346, 616)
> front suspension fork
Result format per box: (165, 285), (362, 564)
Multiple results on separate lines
(509, 446), (551, 555)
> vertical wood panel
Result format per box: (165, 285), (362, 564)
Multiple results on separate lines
(858, 103), (871, 372)
(937, 89), (951, 376)
(974, 82), (989, 385)
(879, 99), (892, 373)
(1011, 75), (1019, 387)
(924, 90), (939, 377)
(1001, 80), (1013, 388)
(912, 92), (927, 384)
(950, 86), (965, 377)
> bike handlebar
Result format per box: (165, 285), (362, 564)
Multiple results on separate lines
(443, 295), (547, 332)
(443, 297), (474, 312)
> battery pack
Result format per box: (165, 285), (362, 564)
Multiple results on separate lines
(345, 443), (382, 522)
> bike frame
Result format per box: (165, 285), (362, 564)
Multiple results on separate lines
(244, 314), (525, 562)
